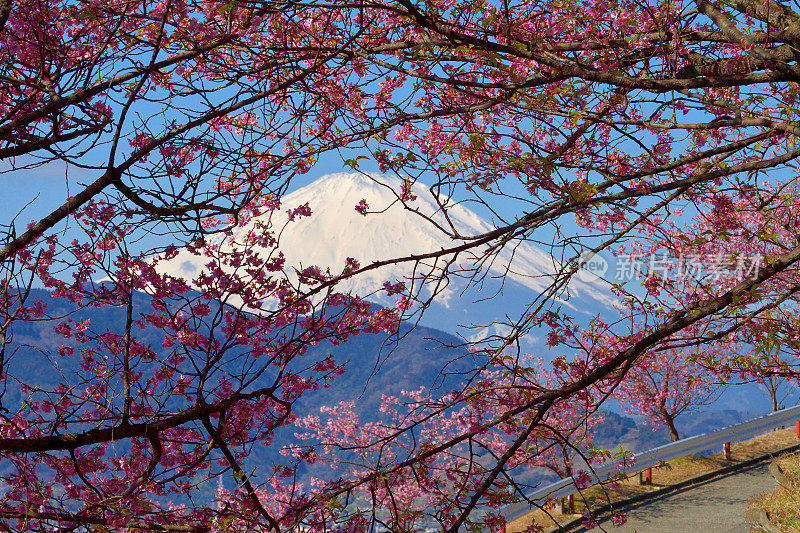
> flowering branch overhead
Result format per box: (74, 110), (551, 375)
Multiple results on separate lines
(3, 0), (800, 530)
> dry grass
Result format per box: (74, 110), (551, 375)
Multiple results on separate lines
(775, 452), (800, 484)
(506, 427), (800, 533)
(750, 487), (800, 532)
(748, 451), (800, 532)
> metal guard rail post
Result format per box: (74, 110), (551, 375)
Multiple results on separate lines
(499, 403), (800, 525)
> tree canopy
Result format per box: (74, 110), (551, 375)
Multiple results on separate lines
(2, 0), (800, 530)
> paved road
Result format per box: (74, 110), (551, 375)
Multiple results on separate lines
(578, 462), (775, 532)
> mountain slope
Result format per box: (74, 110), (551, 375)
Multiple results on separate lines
(161, 172), (616, 343)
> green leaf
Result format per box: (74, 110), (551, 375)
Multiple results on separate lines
(343, 155), (368, 169)
(219, 0), (238, 15)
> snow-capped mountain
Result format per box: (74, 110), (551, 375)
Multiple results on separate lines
(161, 173), (615, 349)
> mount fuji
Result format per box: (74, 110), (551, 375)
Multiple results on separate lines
(162, 172), (616, 352)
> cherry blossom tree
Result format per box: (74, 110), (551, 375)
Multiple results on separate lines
(6, 0), (800, 530)
(732, 314), (800, 412)
(613, 348), (721, 442)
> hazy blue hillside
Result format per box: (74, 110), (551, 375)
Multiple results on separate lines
(5, 289), (778, 428)
(591, 409), (759, 454)
(2, 288), (781, 490)
(3, 288), (476, 412)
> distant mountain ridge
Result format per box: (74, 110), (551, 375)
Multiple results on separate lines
(4, 288), (784, 494)
(5, 289), (473, 413)
(592, 409), (761, 454)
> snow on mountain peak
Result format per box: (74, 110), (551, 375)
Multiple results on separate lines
(161, 172), (615, 316)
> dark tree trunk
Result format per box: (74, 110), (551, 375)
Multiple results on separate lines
(664, 412), (680, 442)
(0, 0), (10, 32)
